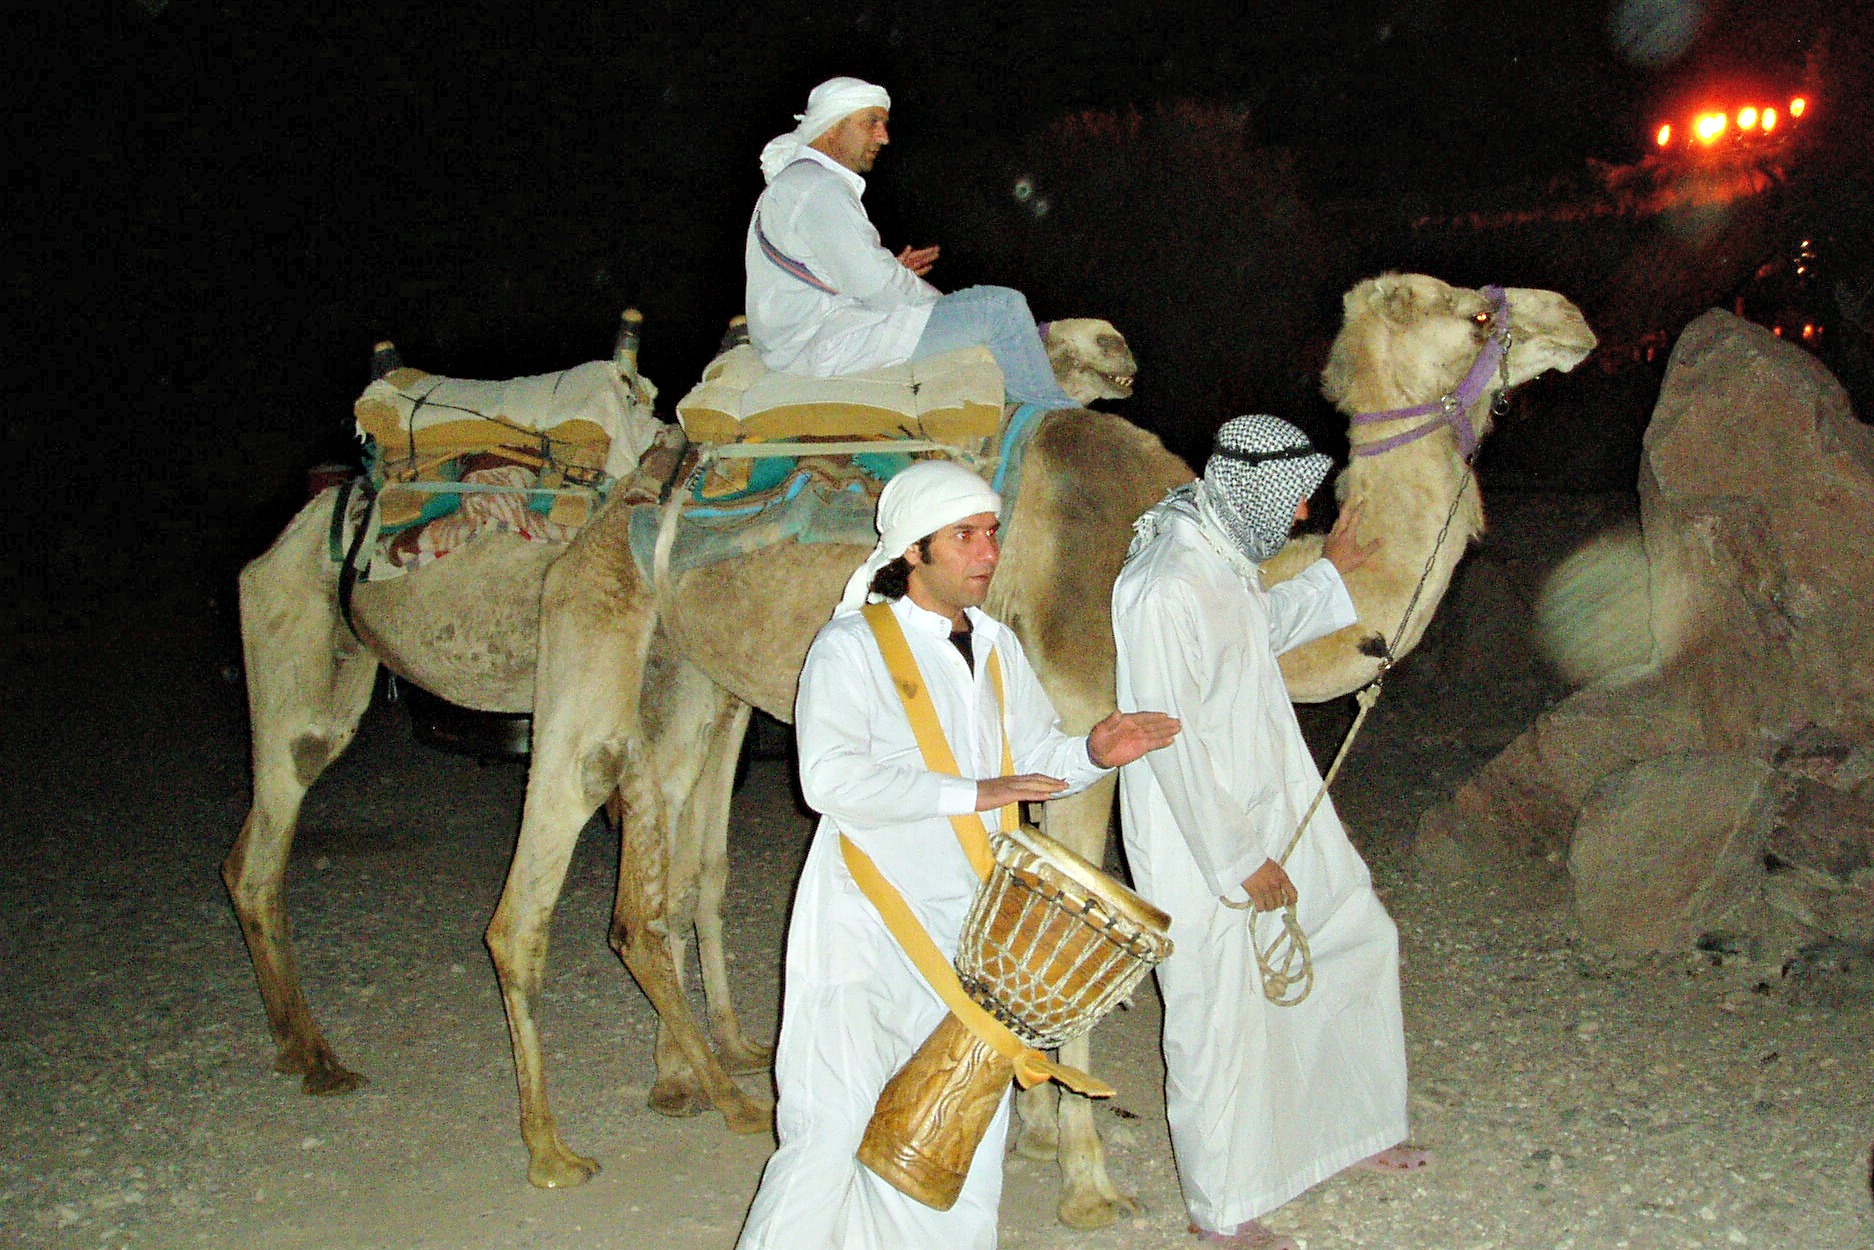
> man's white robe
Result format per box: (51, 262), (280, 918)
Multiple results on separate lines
(735, 596), (1106, 1250)
(1112, 510), (1408, 1232)
(745, 147), (939, 377)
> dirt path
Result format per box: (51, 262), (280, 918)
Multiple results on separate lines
(4, 495), (1871, 1250)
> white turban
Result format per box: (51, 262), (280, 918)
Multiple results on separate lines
(836, 461), (1002, 614)
(759, 76), (891, 183)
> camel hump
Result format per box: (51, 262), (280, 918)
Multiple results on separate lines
(675, 344), (1006, 448)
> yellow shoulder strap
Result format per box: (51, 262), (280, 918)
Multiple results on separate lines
(860, 600), (1014, 879)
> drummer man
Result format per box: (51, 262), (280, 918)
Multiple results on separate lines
(734, 461), (1180, 1250)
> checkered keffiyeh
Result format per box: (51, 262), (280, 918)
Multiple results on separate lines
(1198, 415), (1334, 563)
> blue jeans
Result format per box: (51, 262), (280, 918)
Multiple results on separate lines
(910, 285), (1078, 410)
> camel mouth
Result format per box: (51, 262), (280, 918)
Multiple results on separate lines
(1100, 371), (1135, 396)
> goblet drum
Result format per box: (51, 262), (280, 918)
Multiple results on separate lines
(857, 823), (1172, 1209)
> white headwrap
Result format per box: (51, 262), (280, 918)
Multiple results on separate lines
(836, 461), (1002, 614)
(759, 76), (892, 183)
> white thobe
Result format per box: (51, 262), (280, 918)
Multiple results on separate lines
(744, 147), (940, 377)
(1112, 511), (1408, 1232)
(735, 596), (1108, 1250)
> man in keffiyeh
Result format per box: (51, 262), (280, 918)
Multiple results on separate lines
(1113, 415), (1430, 1250)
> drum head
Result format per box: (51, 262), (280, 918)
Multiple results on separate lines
(996, 823), (1171, 936)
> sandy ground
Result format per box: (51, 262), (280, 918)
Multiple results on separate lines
(4, 493), (1872, 1250)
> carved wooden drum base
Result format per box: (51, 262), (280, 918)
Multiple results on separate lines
(857, 1014), (1010, 1211)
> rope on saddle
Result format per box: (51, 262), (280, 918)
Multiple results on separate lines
(1226, 458), (1479, 1007)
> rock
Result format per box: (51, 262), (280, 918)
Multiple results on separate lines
(1567, 753), (1773, 950)
(1418, 311), (1874, 961)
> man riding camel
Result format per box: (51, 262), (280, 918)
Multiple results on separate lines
(744, 76), (1081, 411)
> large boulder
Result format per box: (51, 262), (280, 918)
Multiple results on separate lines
(1416, 310), (1874, 950)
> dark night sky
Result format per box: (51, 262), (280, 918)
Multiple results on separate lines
(3, 0), (1860, 634)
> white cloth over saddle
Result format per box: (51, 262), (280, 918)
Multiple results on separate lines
(675, 344), (1006, 446)
(354, 359), (662, 485)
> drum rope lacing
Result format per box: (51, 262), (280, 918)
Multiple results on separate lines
(1225, 290), (1513, 1006)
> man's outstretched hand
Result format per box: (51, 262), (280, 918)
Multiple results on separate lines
(976, 773), (1068, 811)
(1087, 711), (1182, 769)
(897, 244), (940, 277)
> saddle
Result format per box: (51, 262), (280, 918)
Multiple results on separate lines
(347, 356), (666, 581)
(675, 343), (1006, 498)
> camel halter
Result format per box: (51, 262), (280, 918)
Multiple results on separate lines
(1347, 285), (1512, 458)
(1226, 294), (1506, 1006)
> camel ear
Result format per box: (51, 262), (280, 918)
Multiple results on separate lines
(1327, 276), (1396, 404)
(1363, 273), (1421, 327)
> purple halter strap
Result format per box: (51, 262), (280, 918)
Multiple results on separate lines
(1348, 285), (1512, 460)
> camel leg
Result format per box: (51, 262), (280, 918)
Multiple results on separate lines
(222, 493), (378, 1096)
(1027, 775), (1142, 1230)
(685, 699), (771, 1073)
(615, 651), (770, 1130)
(636, 692), (767, 1113)
(484, 537), (666, 1188)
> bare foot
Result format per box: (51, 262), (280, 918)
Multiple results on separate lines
(1354, 1144), (1432, 1172)
(1188, 1220), (1299, 1249)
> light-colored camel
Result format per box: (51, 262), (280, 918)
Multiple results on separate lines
(642, 274), (1596, 1227)
(222, 321), (1137, 1177)
(224, 278), (1593, 1227)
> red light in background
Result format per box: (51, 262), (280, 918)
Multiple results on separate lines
(1762, 108), (1778, 132)
(1738, 107), (1759, 130)
(1656, 123), (1673, 147)
(1790, 97), (1807, 118)
(1694, 112), (1727, 143)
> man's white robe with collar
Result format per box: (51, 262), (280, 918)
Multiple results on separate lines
(735, 595), (1107, 1250)
(1112, 509), (1409, 1232)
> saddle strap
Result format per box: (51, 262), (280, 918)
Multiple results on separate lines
(331, 477), (379, 645)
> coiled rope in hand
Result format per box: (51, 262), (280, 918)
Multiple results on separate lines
(1223, 458), (1478, 1006)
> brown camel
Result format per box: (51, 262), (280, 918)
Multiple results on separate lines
(637, 275), (1596, 1226)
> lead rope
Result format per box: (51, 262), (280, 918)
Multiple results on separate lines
(1229, 369), (1505, 1005)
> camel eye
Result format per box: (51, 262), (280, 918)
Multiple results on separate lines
(1471, 310), (1493, 327)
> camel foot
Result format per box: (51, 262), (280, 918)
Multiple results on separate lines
(1011, 1119), (1059, 1163)
(527, 1143), (600, 1189)
(647, 1075), (713, 1118)
(715, 1035), (774, 1076)
(720, 1091), (774, 1136)
(282, 1048), (366, 1096)
(1057, 1183), (1140, 1231)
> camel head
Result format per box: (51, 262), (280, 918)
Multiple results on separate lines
(1322, 274), (1596, 446)
(1042, 318), (1137, 406)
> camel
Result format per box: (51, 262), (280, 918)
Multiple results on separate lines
(222, 321), (1136, 1161)
(223, 276), (1593, 1227)
(637, 275), (1596, 1226)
